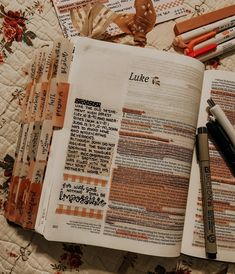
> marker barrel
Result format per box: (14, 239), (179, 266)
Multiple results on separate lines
(209, 104), (235, 148)
(198, 38), (235, 62)
(197, 127), (217, 259)
(194, 26), (235, 51)
(179, 15), (235, 43)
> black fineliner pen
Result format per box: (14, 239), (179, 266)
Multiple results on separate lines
(206, 120), (235, 176)
(207, 98), (235, 148)
(196, 127), (217, 259)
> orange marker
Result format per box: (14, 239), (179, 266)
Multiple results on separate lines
(186, 43), (217, 58)
(194, 26), (235, 51)
(184, 31), (217, 55)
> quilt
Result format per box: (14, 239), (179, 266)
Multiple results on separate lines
(0, 0), (235, 273)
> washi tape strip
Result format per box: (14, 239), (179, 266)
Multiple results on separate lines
(63, 173), (107, 187)
(56, 204), (103, 219)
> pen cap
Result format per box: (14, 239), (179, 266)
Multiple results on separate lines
(197, 127), (210, 161)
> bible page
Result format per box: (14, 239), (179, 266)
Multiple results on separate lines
(42, 37), (205, 257)
(181, 70), (235, 262)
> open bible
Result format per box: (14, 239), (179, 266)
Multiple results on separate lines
(5, 37), (235, 262)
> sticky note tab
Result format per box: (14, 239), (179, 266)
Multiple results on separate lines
(52, 82), (70, 128)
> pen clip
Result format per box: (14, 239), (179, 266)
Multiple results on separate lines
(196, 133), (199, 162)
(184, 31), (217, 54)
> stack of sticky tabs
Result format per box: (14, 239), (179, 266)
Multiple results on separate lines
(173, 5), (235, 62)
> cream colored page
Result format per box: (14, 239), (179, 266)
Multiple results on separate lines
(43, 37), (204, 257)
(35, 131), (63, 234)
(103, 48), (204, 256)
(182, 70), (235, 262)
(43, 37), (132, 238)
(37, 38), (130, 234)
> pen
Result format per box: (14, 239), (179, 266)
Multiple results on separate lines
(187, 43), (217, 58)
(196, 126), (217, 259)
(174, 15), (235, 44)
(198, 38), (235, 62)
(206, 119), (235, 176)
(184, 31), (217, 54)
(207, 98), (235, 148)
(194, 26), (235, 51)
(174, 5), (235, 36)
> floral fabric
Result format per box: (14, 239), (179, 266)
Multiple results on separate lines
(0, 2), (45, 63)
(0, 0), (235, 273)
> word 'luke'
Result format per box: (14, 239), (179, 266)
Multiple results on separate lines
(129, 72), (149, 82)
(129, 72), (160, 86)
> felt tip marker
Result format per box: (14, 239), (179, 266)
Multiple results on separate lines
(196, 127), (217, 259)
(187, 43), (217, 58)
(198, 38), (235, 62)
(206, 119), (235, 176)
(207, 98), (235, 148)
(184, 31), (217, 54)
(175, 15), (235, 44)
(194, 26), (235, 51)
